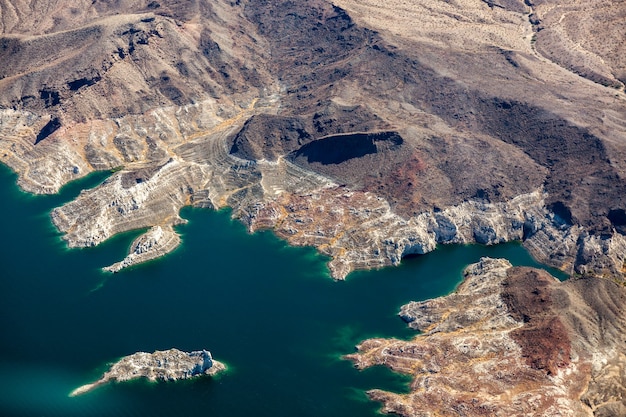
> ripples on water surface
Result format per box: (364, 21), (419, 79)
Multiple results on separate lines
(0, 164), (566, 417)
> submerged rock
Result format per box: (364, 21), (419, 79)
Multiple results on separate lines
(70, 349), (225, 397)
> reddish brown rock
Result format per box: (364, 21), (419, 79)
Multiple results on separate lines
(347, 258), (626, 416)
(1, 0), (626, 280)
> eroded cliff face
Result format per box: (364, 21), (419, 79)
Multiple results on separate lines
(2, 1), (625, 414)
(346, 258), (626, 417)
(0, 0), (625, 280)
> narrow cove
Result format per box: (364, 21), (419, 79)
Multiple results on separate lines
(0, 164), (566, 417)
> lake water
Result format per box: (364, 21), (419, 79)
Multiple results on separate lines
(0, 164), (566, 417)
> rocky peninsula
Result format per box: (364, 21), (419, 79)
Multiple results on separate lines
(0, 0), (625, 281)
(347, 258), (626, 416)
(70, 349), (225, 397)
(103, 224), (181, 273)
(1, 0), (625, 414)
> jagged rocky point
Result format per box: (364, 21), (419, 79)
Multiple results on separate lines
(1, 0), (625, 415)
(69, 349), (225, 397)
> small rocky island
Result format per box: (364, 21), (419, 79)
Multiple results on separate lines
(70, 349), (225, 397)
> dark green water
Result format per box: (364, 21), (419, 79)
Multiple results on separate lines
(0, 164), (567, 417)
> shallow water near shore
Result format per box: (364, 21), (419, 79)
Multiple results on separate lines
(0, 164), (567, 417)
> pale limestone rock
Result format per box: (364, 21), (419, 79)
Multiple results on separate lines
(103, 224), (181, 273)
(51, 158), (200, 248)
(0, 0), (624, 285)
(399, 258), (517, 333)
(347, 258), (626, 416)
(70, 349), (225, 397)
(5, 95), (624, 280)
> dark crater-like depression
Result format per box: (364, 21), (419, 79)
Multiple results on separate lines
(289, 131), (403, 165)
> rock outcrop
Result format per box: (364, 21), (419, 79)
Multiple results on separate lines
(0, 0), (625, 281)
(103, 224), (181, 273)
(1, 1), (625, 414)
(69, 348), (225, 397)
(346, 258), (626, 416)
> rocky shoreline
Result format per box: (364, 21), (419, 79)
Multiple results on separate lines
(1, 0), (625, 282)
(2, 1), (625, 415)
(103, 224), (181, 273)
(346, 258), (626, 416)
(69, 349), (225, 397)
(3, 102), (625, 280)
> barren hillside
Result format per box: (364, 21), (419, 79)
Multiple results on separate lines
(0, 2), (625, 414)
(1, 0), (625, 280)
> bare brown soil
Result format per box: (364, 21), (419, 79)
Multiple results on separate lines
(503, 268), (572, 375)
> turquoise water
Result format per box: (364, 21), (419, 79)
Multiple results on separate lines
(0, 164), (567, 417)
